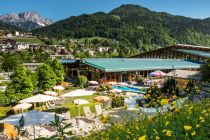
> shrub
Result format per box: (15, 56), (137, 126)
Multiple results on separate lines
(0, 77), (5, 80)
(111, 95), (124, 108)
(161, 77), (179, 96)
(105, 85), (112, 90)
(0, 107), (11, 118)
(136, 75), (143, 85)
(100, 84), (107, 91)
(0, 92), (10, 106)
(78, 75), (87, 88)
(0, 81), (9, 86)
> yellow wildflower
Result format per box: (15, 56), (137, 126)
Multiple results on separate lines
(196, 124), (200, 128)
(172, 95), (177, 99)
(138, 135), (146, 140)
(191, 131), (196, 136)
(199, 116), (205, 123)
(160, 99), (169, 106)
(189, 106), (193, 110)
(136, 126), (139, 130)
(162, 129), (167, 133)
(155, 136), (160, 140)
(184, 125), (192, 131)
(148, 116), (153, 122)
(165, 121), (170, 126)
(175, 108), (180, 112)
(165, 130), (172, 137)
(201, 110), (207, 114)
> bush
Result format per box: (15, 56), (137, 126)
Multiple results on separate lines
(111, 95), (124, 108)
(0, 107), (11, 118)
(78, 75), (87, 88)
(0, 81), (9, 86)
(105, 85), (112, 90)
(0, 92), (10, 106)
(0, 77), (5, 80)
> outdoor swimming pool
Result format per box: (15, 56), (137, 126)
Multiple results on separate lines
(112, 85), (146, 93)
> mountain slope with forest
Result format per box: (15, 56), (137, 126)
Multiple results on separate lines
(0, 21), (24, 33)
(33, 4), (210, 51)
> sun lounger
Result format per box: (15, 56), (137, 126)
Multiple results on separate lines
(83, 106), (95, 120)
(62, 111), (71, 120)
(95, 104), (103, 117)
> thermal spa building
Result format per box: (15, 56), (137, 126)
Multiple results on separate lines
(61, 44), (210, 82)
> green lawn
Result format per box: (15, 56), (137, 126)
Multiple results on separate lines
(0, 37), (45, 44)
(61, 94), (102, 117)
(13, 38), (45, 44)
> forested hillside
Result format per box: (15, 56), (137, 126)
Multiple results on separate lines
(33, 4), (210, 50)
(0, 21), (23, 33)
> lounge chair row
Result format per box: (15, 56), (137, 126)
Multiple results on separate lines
(62, 104), (103, 120)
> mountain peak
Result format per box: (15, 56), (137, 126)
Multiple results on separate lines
(110, 4), (151, 17)
(0, 11), (53, 31)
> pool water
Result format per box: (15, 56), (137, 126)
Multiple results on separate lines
(112, 85), (145, 93)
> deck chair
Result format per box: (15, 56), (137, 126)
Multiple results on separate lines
(83, 106), (95, 120)
(95, 104), (103, 117)
(63, 111), (71, 120)
(4, 124), (18, 140)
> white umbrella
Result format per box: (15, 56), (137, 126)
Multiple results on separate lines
(110, 89), (122, 93)
(13, 103), (32, 112)
(117, 82), (128, 86)
(73, 99), (89, 105)
(107, 82), (117, 85)
(0, 110), (64, 139)
(44, 91), (57, 96)
(88, 81), (99, 85)
(53, 85), (65, 90)
(62, 89), (95, 97)
(20, 94), (59, 103)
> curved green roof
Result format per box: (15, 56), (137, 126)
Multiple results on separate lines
(83, 58), (201, 72)
(174, 49), (210, 58)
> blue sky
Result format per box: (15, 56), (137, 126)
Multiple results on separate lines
(0, 0), (210, 21)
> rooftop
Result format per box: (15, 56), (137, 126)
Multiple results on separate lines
(60, 59), (81, 64)
(165, 69), (201, 80)
(83, 58), (201, 72)
(174, 49), (210, 58)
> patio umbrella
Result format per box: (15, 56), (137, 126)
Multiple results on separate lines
(107, 82), (117, 85)
(44, 91), (57, 96)
(20, 94), (59, 103)
(149, 70), (166, 77)
(53, 85), (65, 90)
(0, 110), (64, 139)
(13, 103), (32, 112)
(109, 89), (122, 93)
(88, 81), (99, 85)
(94, 96), (110, 103)
(117, 82), (128, 86)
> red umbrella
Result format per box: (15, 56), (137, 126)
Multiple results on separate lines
(149, 70), (166, 77)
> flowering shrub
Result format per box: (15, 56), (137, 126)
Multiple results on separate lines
(84, 99), (210, 140)
(111, 94), (124, 108)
